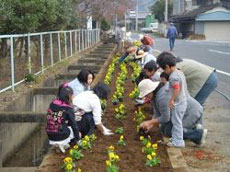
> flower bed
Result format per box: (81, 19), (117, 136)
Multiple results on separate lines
(38, 55), (173, 172)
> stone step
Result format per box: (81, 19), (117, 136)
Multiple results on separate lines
(78, 59), (105, 65)
(85, 54), (108, 59)
(0, 167), (38, 172)
(68, 65), (101, 72)
(93, 50), (111, 53)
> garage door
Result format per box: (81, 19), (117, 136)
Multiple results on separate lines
(204, 22), (230, 41)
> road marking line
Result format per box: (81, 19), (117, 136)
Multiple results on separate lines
(208, 49), (230, 55)
(216, 70), (230, 76)
(153, 49), (230, 77)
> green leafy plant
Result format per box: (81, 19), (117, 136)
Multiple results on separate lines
(69, 148), (84, 160)
(25, 73), (36, 82)
(115, 127), (124, 134)
(117, 135), (126, 146)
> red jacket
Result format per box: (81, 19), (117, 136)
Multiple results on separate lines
(142, 35), (154, 46)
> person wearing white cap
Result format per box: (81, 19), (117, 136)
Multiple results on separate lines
(139, 79), (208, 147)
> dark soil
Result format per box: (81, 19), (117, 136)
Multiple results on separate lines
(38, 63), (172, 172)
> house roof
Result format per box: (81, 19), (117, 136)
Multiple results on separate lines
(170, 3), (220, 22)
(196, 10), (230, 21)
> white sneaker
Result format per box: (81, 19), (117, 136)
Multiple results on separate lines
(59, 144), (66, 153)
(166, 141), (185, 148)
(198, 129), (208, 147)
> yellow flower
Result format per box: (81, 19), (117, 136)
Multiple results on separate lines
(82, 140), (87, 146)
(146, 142), (151, 148)
(84, 135), (89, 141)
(114, 155), (120, 161)
(151, 152), (156, 157)
(108, 145), (115, 152)
(106, 160), (112, 167)
(108, 152), (115, 161)
(77, 168), (82, 172)
(69, 149), (74, 155)
(91, 134), (97, 140)
(74, 145), (79, 150)
(147, 154), (152, 160)
(64, 157), (72, 163)
(140, 136), (144, 141)
(152, 143), (158, 150)
(120, 135), (124, 140)
(66, 163), (73, 170)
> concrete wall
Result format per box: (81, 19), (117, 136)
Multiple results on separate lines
(1, 89), (56, 163)
(195, 21), (205, 34)
(0, 123), (38, 163)
(33, 95), (55, 112)
(204, 21), (230, 40)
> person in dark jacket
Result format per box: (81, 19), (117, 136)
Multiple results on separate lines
(46, 83), (81, 153)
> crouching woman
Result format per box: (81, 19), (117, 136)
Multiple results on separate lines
(73, 82), (113, 136)
(139, 79), (207, 146)
(46, 84), (81, 153)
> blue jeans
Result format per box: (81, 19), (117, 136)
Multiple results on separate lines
(169, 37), (175, 50)
(161, 122), (203, 144)
(195, 71), (218, 106)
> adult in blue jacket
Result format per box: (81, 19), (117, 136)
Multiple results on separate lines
(167, 23), (178, 51)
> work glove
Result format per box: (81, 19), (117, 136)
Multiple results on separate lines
(102, 125), (113, 135)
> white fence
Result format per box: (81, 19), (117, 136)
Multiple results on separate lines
(0, 29), (100, 93)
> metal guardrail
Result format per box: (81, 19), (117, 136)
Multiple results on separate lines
(0, 29), (100, 93)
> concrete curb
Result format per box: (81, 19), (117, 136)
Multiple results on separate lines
(163, 137), (189, 171)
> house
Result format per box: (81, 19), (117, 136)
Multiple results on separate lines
(171, 0), (230, 40)
(125, 0), (156, 30)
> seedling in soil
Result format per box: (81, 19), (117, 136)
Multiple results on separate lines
(78, 135), (91, 150)
(117, 135), (126, 146)
(100, 99), (107, 110)
(69, 148), (84, 160)
(115, 127), (124, 134)
(145, 154), (161, 167)
(115, 104), (126, 119)
(129, 86), (140, 100)
(61, 157), (76, 172)
(112, 95), (119, 105)
(106, 148), (120, 172)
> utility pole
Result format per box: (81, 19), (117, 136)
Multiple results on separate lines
(135, 0), (138, 31)
(125, 12), (127, 31)
(165, 0), (168, 22)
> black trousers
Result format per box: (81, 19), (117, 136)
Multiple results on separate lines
(77, 112), (95, 137)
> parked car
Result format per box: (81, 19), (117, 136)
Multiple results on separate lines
(140, 22), (159, 33)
